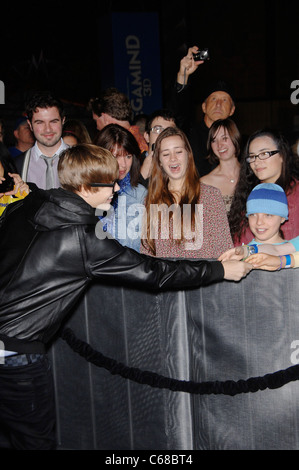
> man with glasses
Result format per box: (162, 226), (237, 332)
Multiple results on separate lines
(140, 109), (177, 182)
(0, 143), (251, 450)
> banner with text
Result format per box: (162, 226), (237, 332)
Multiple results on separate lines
(99, 12), (162, 116)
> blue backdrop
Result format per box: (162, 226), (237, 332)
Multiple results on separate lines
(98, 12), (162, 116)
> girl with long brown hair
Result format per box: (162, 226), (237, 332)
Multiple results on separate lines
(141, 127), (233, 258)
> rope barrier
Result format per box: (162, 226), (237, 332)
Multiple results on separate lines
(61, 327), (299, 397)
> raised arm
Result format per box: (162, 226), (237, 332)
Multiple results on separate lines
(176, 46), (204, 86)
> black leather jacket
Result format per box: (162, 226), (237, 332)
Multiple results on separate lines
(0, 188), (224, 352)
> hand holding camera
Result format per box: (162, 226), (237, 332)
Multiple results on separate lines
(0, 172), (14, 193)
(177, 46), (209, 87)
(0, 172), (29, 197)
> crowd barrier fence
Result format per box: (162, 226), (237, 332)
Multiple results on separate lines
(49, 266), (299, 450)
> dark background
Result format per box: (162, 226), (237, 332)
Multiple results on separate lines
(1, 0), (299, 143)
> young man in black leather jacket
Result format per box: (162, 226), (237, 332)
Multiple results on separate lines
(0, 143), (251, 449)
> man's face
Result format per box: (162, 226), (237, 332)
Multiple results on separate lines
(202, 91), (235, 128)
(15, 122), (34, 145)
(144, 116), (176, 151)
(29, 107), (64, 150)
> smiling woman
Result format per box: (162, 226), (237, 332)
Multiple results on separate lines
(229, 129), (299, 245)
(200, 118), (242, 212)
(140, 127), (233, 259)
(94, 124), (147, 252)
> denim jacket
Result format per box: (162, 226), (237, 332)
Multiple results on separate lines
(103, 182), (147, 252)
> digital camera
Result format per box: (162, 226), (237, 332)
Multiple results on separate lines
(193, 49), (210, 61)
(0, 173), (14, 192)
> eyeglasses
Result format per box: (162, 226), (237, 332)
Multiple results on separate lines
(89, 181), (118, 193)
(150, 125), (165, 134)
(246, 150), (279, 164)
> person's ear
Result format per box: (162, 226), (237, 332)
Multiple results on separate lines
(229, 104), (236, 116)
(102, 113), (111, 126)
(144, 131), (150, 144)
(27, 119), (33, 132)
(77, 185), (91, 198)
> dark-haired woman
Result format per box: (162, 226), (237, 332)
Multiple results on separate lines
(229, 129), (299, 245)
(200, 118), (241, 213)
(95, 124), (147, 252)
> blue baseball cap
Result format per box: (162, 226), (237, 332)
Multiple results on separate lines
(14, 116), (28, 130)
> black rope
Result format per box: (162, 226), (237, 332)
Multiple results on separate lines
(61, 327), (299, 397)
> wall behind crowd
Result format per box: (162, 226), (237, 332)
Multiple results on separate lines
(1, 1), (299, 146)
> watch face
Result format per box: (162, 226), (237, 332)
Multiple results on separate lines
(249, 245), (258, 255)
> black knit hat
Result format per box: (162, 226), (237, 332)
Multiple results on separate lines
(202, 80), (235, 103)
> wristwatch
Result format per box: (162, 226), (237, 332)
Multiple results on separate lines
(247, 245), (258, 257)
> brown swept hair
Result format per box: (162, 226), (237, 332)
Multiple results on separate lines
(58, 143), (118, 193)
(142, 127), (201, 255)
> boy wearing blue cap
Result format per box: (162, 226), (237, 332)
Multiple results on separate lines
(246, 183), (290, 245)
(220, 183), (299, 270)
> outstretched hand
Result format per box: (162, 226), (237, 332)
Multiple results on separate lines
(218, 246), (245, 262)
(222, 260), (253, 281)
(245, 253), (281, 271)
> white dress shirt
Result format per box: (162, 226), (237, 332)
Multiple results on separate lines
(26, 139), (69, 189)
